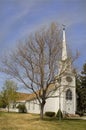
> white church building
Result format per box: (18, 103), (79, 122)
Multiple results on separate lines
(10, 27), (76, 115)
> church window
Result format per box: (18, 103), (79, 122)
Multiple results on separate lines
(66, 89), (72, 100)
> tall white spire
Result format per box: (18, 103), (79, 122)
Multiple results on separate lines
(62, 26), (67, 61)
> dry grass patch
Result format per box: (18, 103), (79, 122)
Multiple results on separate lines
(0, 112), (86, 130)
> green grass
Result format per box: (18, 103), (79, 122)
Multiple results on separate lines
(0, 112), (86, 130)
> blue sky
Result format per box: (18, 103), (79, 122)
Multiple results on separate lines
(0, 0), (86, 90)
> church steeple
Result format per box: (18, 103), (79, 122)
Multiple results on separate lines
(62, 25), (67, 61)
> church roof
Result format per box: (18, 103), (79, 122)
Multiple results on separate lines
(16, 83), (56, 102)
(16, 92), (30, 101)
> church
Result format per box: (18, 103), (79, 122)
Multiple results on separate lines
(10, 27), (76, 115)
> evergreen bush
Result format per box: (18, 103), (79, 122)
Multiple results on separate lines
(76, 111), (84, 116)
(56, 109), (63, 120)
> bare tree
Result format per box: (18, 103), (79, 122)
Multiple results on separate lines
(0, 23), (76, 119)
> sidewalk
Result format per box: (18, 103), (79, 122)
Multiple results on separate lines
(80, 116), (86, 120)
(67, 116), (86, 120)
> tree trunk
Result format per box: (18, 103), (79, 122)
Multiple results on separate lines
(40, 101), (46, 120)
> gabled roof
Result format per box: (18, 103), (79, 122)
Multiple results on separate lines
(16, 92), (30, 101)
(16, 83), (56, 102)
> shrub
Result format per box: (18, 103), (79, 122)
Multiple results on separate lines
(17, 104), (27, 113)
(56, 109), (63, 120)
(76, 111), (84, 116)
(45, 111), (55, 117)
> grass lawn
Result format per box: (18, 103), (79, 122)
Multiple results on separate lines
(0, 112), (86, 130)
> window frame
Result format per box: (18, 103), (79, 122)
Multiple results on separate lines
(66, 89), (72, 100)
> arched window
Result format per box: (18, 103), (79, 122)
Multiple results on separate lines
(66, 89), (72, 100)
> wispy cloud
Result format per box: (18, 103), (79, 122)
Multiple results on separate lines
(0, 0), (53, 50)
(0, 0), (86, 61)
